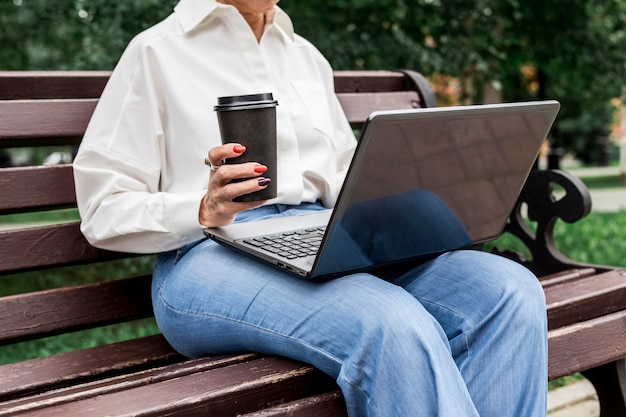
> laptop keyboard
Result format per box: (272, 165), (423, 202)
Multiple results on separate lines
(242, 227), (326, 259)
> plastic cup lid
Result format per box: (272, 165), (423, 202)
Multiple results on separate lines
(214, 93), (278, 111)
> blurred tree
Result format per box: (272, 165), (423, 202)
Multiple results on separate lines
(495, 0), (626, 164)
(284, 0), (626, 165)
(1, 0), (624, 163)
(0, 0), (177, 70)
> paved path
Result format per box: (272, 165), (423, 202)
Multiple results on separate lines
(548, 379), (598, 417)
(587, 188), (626, 212)
(565, 165), (626, 213)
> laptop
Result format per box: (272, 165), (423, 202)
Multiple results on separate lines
(204, 100), (560, 280)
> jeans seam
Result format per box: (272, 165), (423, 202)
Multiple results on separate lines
(415, 297), (473, 374)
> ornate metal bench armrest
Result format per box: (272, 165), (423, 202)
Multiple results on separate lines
(494, 169), (596, 276)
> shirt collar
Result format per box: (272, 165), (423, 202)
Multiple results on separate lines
(174, 0), (294, 40)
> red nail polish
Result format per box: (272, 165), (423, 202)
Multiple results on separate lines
(233, 145), (246, 153)
(254, 165), (268, 173)
(258, 178), (271, 187)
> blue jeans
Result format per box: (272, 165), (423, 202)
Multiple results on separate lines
(152, 203), (547, 417)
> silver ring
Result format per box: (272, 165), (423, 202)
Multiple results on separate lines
(204, 157), (225, 172)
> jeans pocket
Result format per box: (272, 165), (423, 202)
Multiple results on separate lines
(174, 238), (207, 264)
(154, 238), (207, 288)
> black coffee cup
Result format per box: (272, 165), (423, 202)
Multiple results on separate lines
(214, 93), (278, 202)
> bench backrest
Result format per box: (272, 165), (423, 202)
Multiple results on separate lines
(0, 70), (437, 347)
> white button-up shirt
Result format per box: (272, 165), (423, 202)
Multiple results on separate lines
(73, 0), (357, 253)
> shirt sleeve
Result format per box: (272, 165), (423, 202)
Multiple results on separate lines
(73, 40), (206, 253)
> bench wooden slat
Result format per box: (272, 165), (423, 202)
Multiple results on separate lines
(0, 99), (97, 148)
(0, 71), (110, 100)
(0, 350), (262, 414)
(0, 92), (415, 150)
(333, 70), (406, 93)
(10, 356), (336, 417)
(0, 92), (419, 151)
(0, 71), (433, 151)
(0, 275), (153, 344)
(548, 309), (626, 380)
(0, 223), (124, 274)
(538, 267), (598, 288)
(0, 334), (180, 401)
(0, 70), (408, 99)
(337, 91), (421, 126)
(0, 165), (75, 213)
(545, 269), (626, 330)
(241, 390), (346, 417)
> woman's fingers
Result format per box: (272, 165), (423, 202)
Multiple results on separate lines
(206, 143), (246, 169)
(199, 144), (271, 227)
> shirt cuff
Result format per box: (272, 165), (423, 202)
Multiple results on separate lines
(165, 190), (208, 245)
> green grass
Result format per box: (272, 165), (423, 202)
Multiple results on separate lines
(555, 212), (626, 267)
(548, 374), (585, 390)
(486, 211), (626, 268)
(0, 208), (79, 225)
(0, 256), (157, 298)
(580, 174), (625, 189)
(0, 318), (160, 365)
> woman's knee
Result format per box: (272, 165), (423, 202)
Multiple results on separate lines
(482, 251), (545, 311)
(464, 251), (546, 332)
(450, 250), (543, 301)
(405, 250), (546, 331)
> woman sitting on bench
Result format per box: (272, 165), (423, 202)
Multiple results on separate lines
(73, 0), (548, 416)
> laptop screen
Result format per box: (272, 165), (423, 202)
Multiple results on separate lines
(312, 101), (559, 277)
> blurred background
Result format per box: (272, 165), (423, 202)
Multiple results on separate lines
(1, 0), (625, 169)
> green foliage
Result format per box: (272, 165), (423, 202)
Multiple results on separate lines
(0, 0), (177, 70)
(497, 0), (626, 163)
(2, 1), (624, 162)
(283, 1), (626, 161)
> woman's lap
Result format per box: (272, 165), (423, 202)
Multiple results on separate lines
(151, 204), (547, 416)
(151, 236), (544, 372)
(152, 237), (444, 375)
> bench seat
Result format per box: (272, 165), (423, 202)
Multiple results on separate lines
(1, 70), (626, 416)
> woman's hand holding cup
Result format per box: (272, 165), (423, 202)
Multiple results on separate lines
(198, 143), (270, 227)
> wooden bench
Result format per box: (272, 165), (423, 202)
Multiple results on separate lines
(1, 70), (626, 416)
